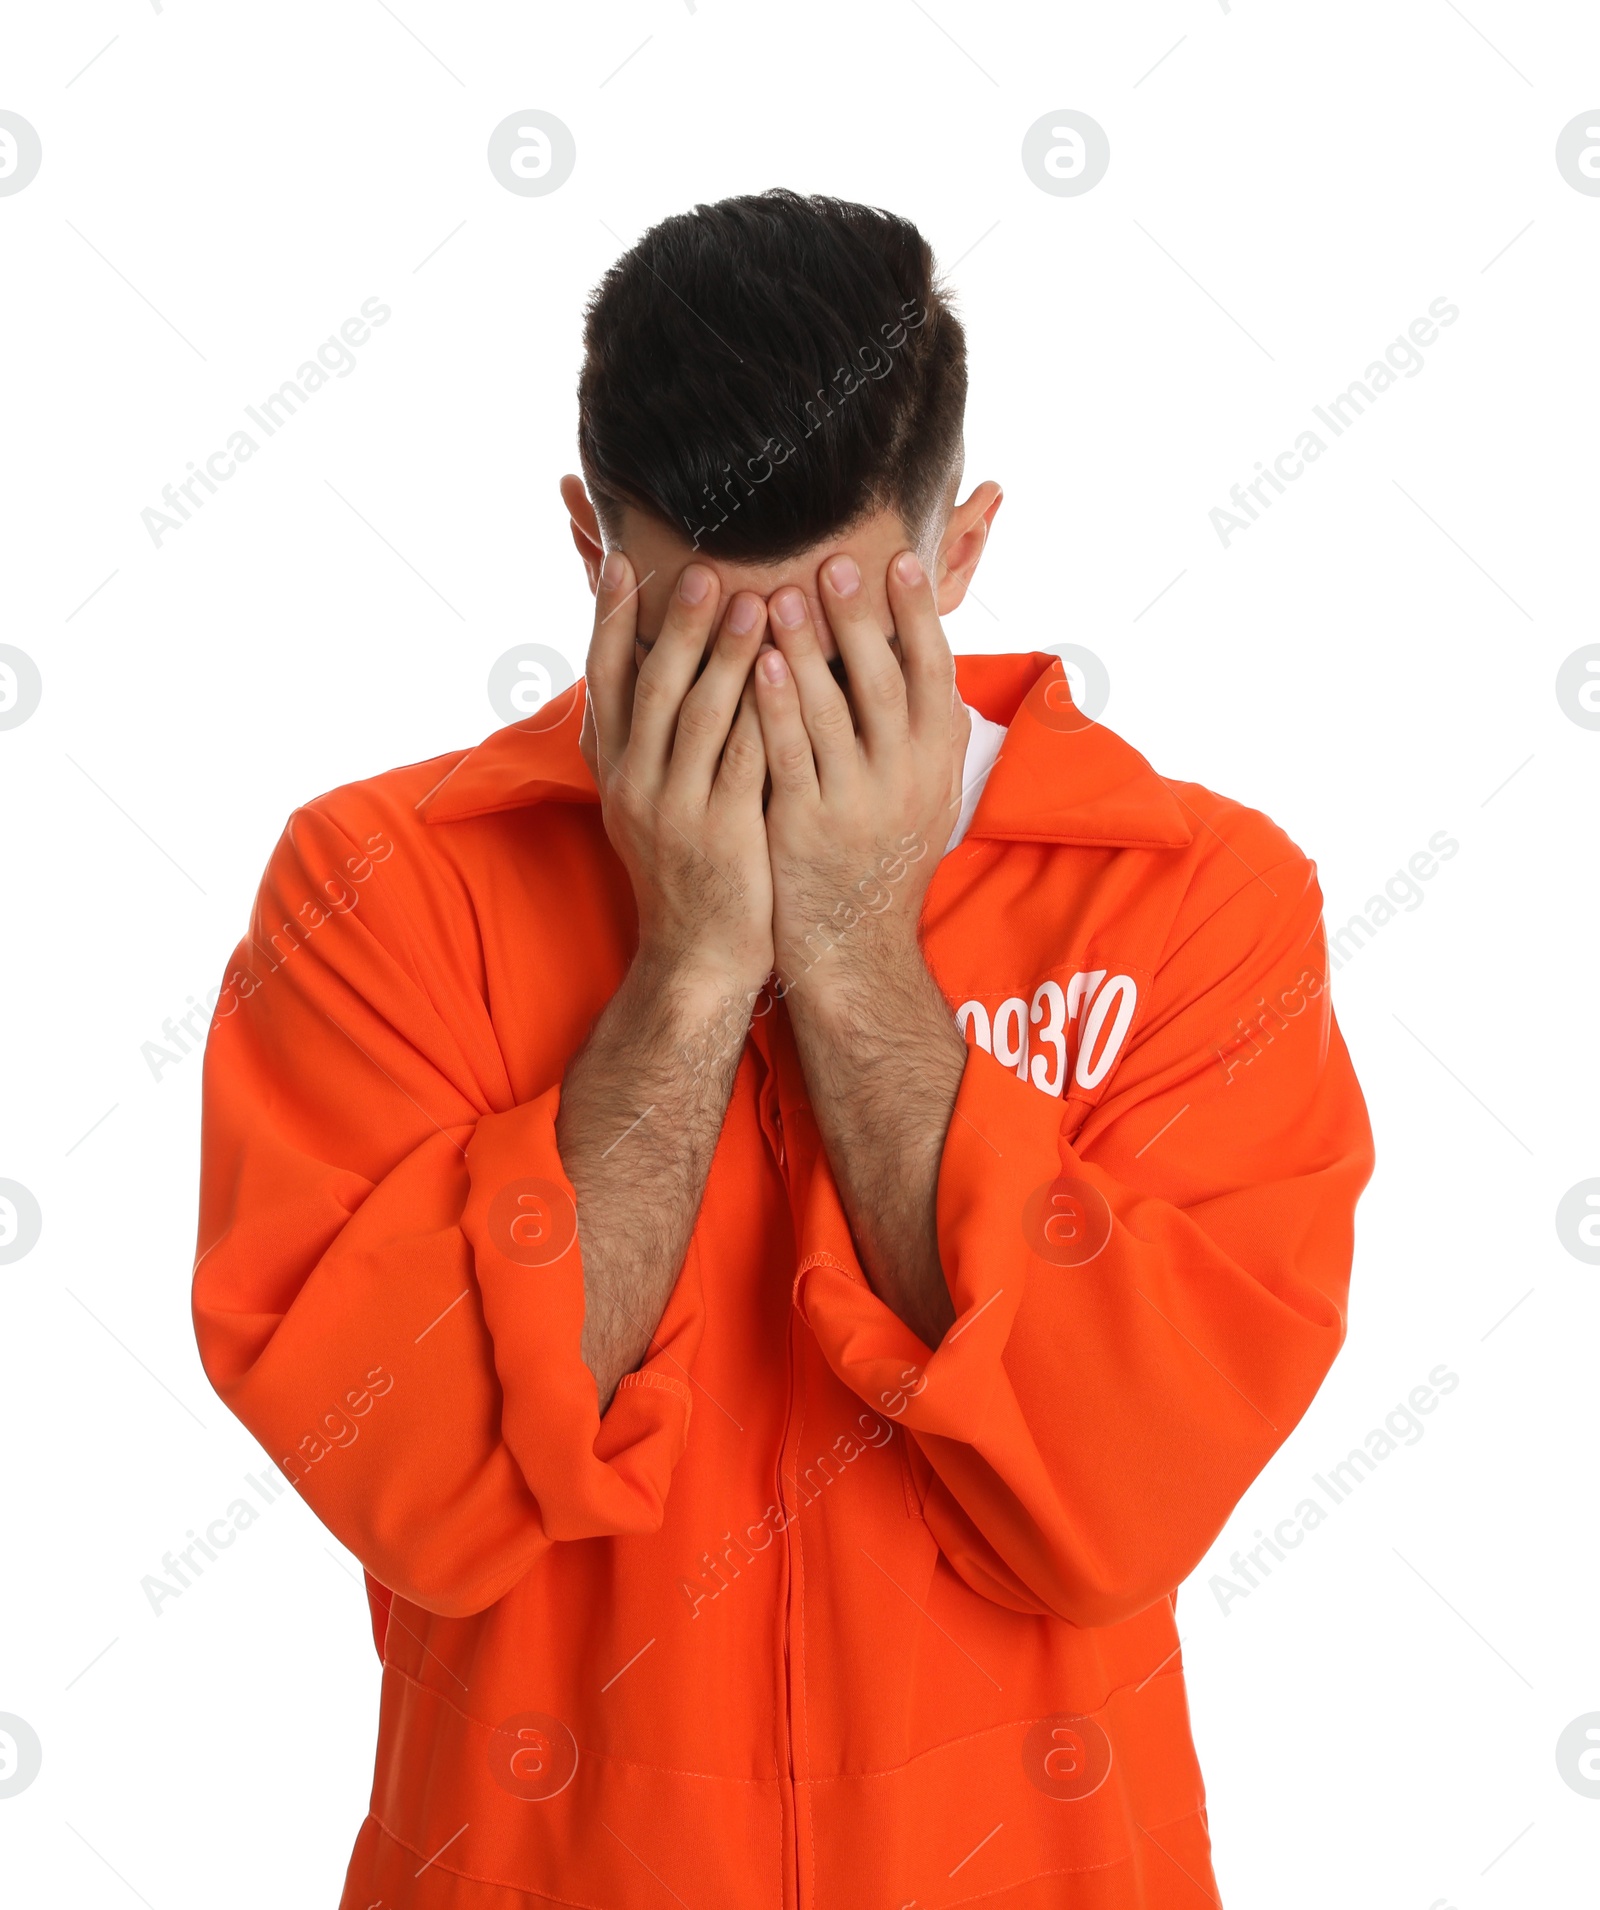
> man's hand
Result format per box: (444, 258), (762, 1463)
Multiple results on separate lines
(752, 551), (967, 994)
(581, 552), (775, 994)
(752, 550), (972, 1348)
(559, 554), (772, 1408)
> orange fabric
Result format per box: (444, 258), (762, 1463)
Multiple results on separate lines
(193, 653), (1373, 1908)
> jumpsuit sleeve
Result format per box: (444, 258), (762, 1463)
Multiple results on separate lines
(192, 799), (699, 1619)
(794, 852), (1374, 1628)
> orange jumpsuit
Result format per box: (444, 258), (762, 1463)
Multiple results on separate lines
(193, 652), (1374, 1907)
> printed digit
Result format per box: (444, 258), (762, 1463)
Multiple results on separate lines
(955, 1000), (992, 1051)
(1075, 975), (1137, 1090)
(1028, 980), (1067, 1096)
(992, 997), (1028, 1077)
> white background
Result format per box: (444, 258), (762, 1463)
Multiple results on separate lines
(3, 2), (1597, 1905)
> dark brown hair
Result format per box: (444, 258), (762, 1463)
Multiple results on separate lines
(577, 189), (967, 559)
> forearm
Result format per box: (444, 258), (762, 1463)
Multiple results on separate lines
(787, 934), (966, 1348)
(557, 952), (752, 1408)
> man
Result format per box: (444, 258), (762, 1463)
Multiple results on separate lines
(194, 190), (1373, 1908)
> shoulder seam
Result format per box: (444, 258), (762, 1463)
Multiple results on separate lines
(1156, 852), (1317, 977)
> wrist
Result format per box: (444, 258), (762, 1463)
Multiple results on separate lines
(631, 942), (767, 1028)
(609, 950), (764, 1098)
(778, 918), (922, 1026)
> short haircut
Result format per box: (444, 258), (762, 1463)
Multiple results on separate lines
(577, 189), (967, 561)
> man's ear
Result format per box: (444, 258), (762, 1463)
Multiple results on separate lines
(560, 473), (605, 595)
(933, 481), (1003, 615)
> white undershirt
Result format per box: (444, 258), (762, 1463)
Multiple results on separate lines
(943, 699), (1008, 856)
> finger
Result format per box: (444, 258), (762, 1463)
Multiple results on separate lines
(584, 549), (641, 769)
(818, 552), (907, 756)
(712, 672), (767, 811)
(766, 586), (858, 789)
(752, 646), (820, 803)
(629, 562), (723, 777)
(884, 548), (956, 740)
(668, 591), (769, 797)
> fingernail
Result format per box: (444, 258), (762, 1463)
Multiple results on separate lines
(761, 650), (788, 685)
(894, 551), (923, 585)
(770, 587), (806, 629)
(678, 565), (712, 605)
(727, 594), (760, 634)
(825, 556), (860, 596)
(601, 551), (625, 589)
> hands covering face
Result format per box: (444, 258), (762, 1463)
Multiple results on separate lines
(580, 548), (966, 997)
